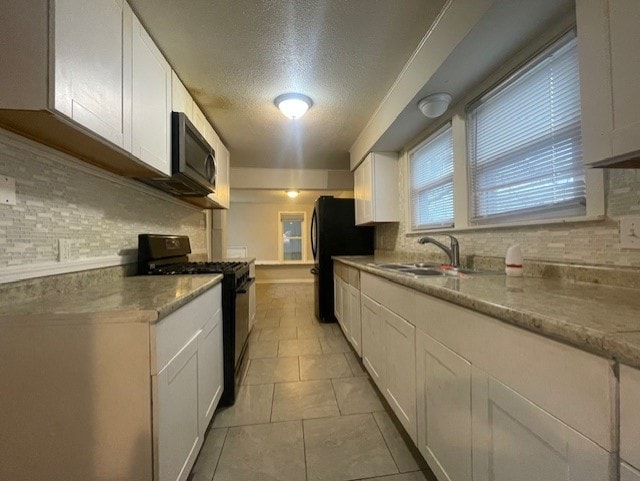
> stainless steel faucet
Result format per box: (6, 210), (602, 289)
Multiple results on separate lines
(418, 235), (460, 267)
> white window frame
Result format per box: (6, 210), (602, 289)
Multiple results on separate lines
(277, 211), (307, 262)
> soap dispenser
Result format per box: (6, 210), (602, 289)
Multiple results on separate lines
(505, 245), (524, 277)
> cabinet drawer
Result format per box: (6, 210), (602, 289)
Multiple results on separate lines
(361, 272), (415, 324)
(621, 364), (640, 469)
(152, 285), (221, 374)
(414, 291), (615, 451)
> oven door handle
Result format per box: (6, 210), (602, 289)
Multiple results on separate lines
(236, 277), (255, 294)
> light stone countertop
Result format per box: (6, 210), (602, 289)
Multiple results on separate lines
(0, 274), (223, 326)
(334, 256), (640, 369)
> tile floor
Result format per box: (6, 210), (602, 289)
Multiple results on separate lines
(189, 283), (436, 481)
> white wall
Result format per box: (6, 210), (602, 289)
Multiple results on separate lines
(227, 201), (315, 262)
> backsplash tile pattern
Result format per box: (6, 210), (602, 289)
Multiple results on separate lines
(378, 155), (640, 267)
(0, 129), (206, 268)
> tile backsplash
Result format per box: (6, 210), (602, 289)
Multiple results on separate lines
(377, 156), (640, 268)
(0, 129), (206, 271)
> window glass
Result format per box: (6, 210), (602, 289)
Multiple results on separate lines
(409, 124), (454, 230)
(281, 212), (304, 261)
(467, 32), (586, 224)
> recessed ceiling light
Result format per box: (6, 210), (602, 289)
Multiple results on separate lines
(286, 190), (300, 198)
(275, 93), (313, 119)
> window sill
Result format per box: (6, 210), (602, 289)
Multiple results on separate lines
(406, 214), (610, 236)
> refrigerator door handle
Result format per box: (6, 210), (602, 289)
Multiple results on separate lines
(310, 209), (318, 260)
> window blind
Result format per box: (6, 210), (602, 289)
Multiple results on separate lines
(409, 124), (454, 230)
(467, 32), (586, 224)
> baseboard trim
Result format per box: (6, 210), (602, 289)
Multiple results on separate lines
(255, 279), (315, 284)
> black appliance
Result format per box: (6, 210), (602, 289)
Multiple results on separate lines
(137, 234), (253, 406)
(138, 112), (217, 197)
(310, 196), (374, 322)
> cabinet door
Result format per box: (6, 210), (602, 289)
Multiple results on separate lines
(171, 71), (193, 121)
(192, 104), (208, 136)
(348, 285), (362, 357)
(383, 306), (416, 441)
(131, 13), (171, 175)
(197, 309), (223, 435)
(360, 156), (373, 223)
(154, 333), (201, 481)
(216, 142), (230, 208)
(54, 0), (131, 150)
(340, 278), (351, 340)
(354, 165), (365, 225)
(577, 0), (640, 165)
(622, 462), (640, 481)
(333, 274), (343, 322)
(416, 330), (471, 481)
(471, 368), (611, 481)
(621, 364), (640, 470)
(361, 294), (385, 387)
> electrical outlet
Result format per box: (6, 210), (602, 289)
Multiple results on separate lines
(0, 175), (16, 205)
(58, 239), (72, 262)
(620, 216), (640, 249)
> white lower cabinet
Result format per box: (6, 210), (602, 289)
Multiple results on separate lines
(154, 333), (201, 481)
(340, 278), (351, 340)
(621, 364), (640, 476)
(416, 330), (471, 481)
(355, 268), (618, 481)
(348, 284), (362, 356)
(361, 294), (385, 387)
(333, 274), (343, 323)
(198, 308), (224, 434)
(622, 462), (640, 481)
(152, 284), (224, 481)
(472, 368), (611, 481)
(383, 305), (416, 442)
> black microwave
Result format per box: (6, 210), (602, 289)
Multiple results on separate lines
(139, 112), (217, 196)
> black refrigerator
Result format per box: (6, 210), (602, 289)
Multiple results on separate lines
(311, 196), (374, 322)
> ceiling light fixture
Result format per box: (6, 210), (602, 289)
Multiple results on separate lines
(275, 93), (313, 119)
(286, 190), (300, 198)
(417, 93), (452, 118)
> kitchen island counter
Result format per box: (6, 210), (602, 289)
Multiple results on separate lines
(0, 274), (223, 325)
(334, 255), (640, 369)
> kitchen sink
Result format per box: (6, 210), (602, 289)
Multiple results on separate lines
(401, 268), (446, 276)
(369, 262), (502, 277)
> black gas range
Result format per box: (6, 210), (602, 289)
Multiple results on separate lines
(138, 234), (253, 406)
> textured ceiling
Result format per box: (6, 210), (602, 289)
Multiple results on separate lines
(127, 0), (446, 170)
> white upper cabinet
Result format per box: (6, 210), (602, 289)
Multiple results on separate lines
(0, 0), (167, 178)
(215, 141), (231, 209)
(171, 71), (194, 121)
(192, 104), (208, 137)
(576, 0), (640, 167)
(131, 11), (172, 176)
(54, 0), (131, 150)
(354, 152), (399, 225)
(203, 122), (229, 209)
